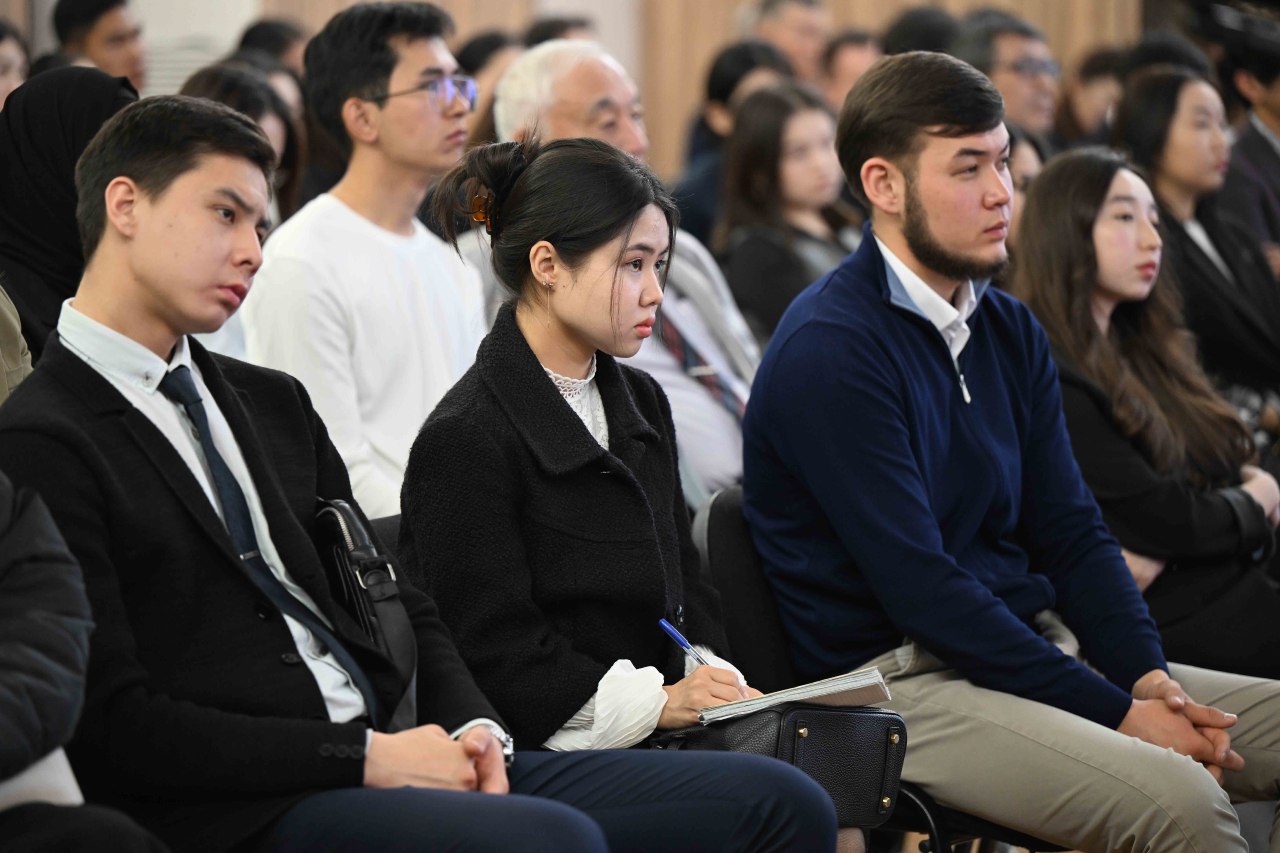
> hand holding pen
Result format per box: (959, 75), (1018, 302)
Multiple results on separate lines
(655, 618), (755, 728)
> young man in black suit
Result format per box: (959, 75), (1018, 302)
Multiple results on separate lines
(0, 93), (836, 852)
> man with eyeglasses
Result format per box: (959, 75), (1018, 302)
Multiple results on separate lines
(243, 1), (487, 518)
(952, 11), (1060, 143)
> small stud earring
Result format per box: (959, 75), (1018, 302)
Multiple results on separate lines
(543, 279), (554, 289)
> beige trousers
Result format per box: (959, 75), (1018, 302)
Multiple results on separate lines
(867, 613), (1280, 852)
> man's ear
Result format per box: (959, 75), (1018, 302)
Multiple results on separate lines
(861, 156), (905, 217)
(341, 96), (379, 148)
(103, 176), (142, 240)
(705, 102), (733, 137)
(1234, 69), (1263, 105)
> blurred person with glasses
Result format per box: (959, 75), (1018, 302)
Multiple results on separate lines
(243, 2), (488, 518)
(952, 11), (1061, 146)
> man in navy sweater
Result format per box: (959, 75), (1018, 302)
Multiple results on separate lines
(744, 50), (1280, 851)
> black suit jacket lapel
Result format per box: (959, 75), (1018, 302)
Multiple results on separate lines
(42, 335), (243, 568)
(191, 345), (387, 663)
(1167, 217), (1269, 330)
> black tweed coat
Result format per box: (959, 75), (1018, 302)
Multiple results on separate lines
(400, 303), (729, 749)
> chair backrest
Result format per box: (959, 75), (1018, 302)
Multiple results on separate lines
(692, 485), (799, 694)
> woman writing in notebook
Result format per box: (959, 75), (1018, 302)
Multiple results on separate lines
(400, 138), (766, 752)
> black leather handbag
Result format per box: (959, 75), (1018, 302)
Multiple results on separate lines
(650, 703), (906, 828)
(314, 498), (417, 732)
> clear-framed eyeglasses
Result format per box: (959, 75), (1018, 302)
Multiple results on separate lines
(367, 75), (478, 111)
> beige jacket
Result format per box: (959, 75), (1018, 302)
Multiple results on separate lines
(0, 286), (32, 404)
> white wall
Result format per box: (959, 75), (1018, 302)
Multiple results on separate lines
(535, 0), (641, 79)
(133, 0), (260, 95)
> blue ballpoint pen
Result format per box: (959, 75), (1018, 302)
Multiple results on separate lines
(659, 618), (711, 668)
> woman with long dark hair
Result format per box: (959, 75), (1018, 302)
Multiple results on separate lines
(1114, 65), (1280, 461)
(1014, 147), (1280, 677)
(399, 136), (838, 852)
(181, 62), (303, 222)
(715, 81), (861, 343)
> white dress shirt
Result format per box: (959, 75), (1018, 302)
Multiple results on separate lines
(57, 302), (368, 723)
(1182, 218), (1236, 284)
(244, 194), (487, 518)
(876, 236), (978, 361)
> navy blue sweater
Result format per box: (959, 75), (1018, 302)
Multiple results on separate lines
(742, 232), (1166, 729)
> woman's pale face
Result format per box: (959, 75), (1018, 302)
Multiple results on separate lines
(1092, 168), (1163, 319)
(1157, 80), (1230, 200)
(550, 203), (669, 360)
(1007, 137), (1043, 249)
(0, 37), (26, 110)
(778, 108), (843, 213)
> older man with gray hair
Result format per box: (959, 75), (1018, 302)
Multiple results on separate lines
(467, 39), (759, 505)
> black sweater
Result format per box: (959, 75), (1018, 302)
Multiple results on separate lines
(400, 305), (729, 749)
(1056, 357), (1273, 624)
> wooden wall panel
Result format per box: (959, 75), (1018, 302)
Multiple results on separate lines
(261, 0), (535, 47)
(642, 0), (1142, 181)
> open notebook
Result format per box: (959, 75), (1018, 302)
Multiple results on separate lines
(698, 667), (889, 725)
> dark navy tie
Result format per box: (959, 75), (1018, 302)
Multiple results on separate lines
(158, 365), (383, 727)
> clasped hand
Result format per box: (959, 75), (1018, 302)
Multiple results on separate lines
(364, 724), (509, 793)
(1120, 670), (1243, 785)
(657, 665), (763, 729)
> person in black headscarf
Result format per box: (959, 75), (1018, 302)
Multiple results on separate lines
(0, 67), (136, 362)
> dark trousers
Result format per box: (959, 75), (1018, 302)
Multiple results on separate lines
(256, 749), (837, 852)
(0, 802), (169, 853)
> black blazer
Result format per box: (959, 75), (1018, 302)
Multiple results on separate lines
(400, 304), (729, 749)
(1056, 356), (1272, 624)
(1219, 120), (1280, 250)
(0, 336), (498, 853)
(1161, 204), (1280, 394)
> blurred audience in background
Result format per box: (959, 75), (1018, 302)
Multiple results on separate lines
(819, 29), (880, 112)
(1051, 46), (1126, 150)
(880, 5), (959, 56)
(1115, 63), (1280, 462)
(676, 40), (793, 245)
(748, 0), (829, 84)
(0, 19), (27, 109)
(52, 0), (146, 91)
(236, 17), (307, 78)
(716, 81), (861, 344)
(951, 9), (1060, 144)
(455, 30), (522, 149)
(523, 15), (593, 47)
(1004, 121), (1046, 256)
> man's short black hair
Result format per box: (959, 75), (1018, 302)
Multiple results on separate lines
(53, 0), (124, 47)
(75, 95), (276, 261)
(822, 30), (878, 78)
(522, 16), (592, 47)
(304, 1), (455, 159)
(949, 12), (1045, 74)
(705, 40), (792, 105)
(1122, 31), (1213, 83)
(758, 0), (822, 19)
(837, 50), (1004, 206)
(237, 18), (305, 61)
(881, 7), (959, 56)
